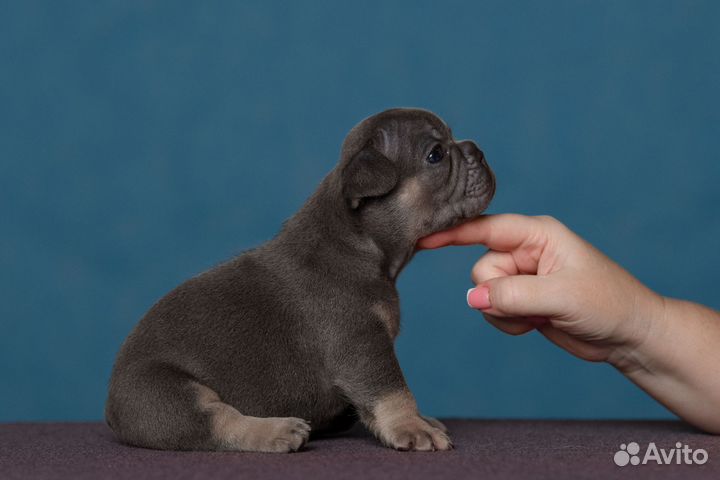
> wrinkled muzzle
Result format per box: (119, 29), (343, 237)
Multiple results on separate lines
(455, 140), (495, 211)
(417, 139), (496, 240)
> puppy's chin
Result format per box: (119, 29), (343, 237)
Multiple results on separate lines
(458, 171), (495, 221)
(448, 192), (494, 230)
(413, 192), (493, 247)
(414, 170), (495, 246)
(458, 193), (494, 223)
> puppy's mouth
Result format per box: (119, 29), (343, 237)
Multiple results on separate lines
(455, 142), (495, 219)
(464, 157), (495, 201)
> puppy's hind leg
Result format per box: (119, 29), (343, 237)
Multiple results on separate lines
(194, 383), (311, 453)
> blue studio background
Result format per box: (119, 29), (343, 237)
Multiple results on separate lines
(1, 1), (719, 422)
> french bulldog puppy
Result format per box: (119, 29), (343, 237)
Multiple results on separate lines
(106, 108), (495, 452)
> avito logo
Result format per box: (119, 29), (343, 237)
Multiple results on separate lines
(614, 442), (708, 466)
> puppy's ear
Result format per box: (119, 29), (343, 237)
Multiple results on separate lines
(341, 144), (399, 209)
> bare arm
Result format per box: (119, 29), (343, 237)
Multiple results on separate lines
(613, 298), (720, 433)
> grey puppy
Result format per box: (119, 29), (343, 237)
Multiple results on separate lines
(106, 108), (495, 452)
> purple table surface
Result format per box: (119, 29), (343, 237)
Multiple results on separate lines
(1, 420), (719, 479)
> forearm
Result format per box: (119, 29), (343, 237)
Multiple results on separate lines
(611, 297), (720, 433)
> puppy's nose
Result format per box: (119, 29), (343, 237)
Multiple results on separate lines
(457, 140), (484, 164)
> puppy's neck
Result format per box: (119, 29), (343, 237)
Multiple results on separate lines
(274, 175), (415, 282)
(380, 242), (416, 281)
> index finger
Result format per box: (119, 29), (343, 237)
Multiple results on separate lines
(417, 214), (546, 252)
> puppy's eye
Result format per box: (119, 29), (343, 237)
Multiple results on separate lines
(426, 145), (445, 164)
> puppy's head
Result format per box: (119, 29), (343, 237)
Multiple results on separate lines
(338, 108), (495, 246)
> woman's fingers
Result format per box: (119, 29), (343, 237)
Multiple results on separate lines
(482, 313), (538, 336)
(417, 214), (553, 252)
(468, 274), (565, 319)
(471, 250), (519, 285)
(419, 213), (571, 337)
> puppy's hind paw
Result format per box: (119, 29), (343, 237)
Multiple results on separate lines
(269, 417), (311, 453)
(241, 416), (311, 453)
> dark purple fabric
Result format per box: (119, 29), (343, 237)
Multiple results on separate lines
(1, 420), (718, 479)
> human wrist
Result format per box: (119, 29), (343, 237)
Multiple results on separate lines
(606, 290), (670, 375)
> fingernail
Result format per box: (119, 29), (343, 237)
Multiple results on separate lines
(466, 286), (491, 310)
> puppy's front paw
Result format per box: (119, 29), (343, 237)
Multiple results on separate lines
(421, 415), (449, 434)
(380, 416), (453, 452)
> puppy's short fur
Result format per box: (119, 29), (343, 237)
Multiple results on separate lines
(106, 108), (495, 452)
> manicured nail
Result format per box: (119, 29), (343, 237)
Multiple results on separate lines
(466, 286), (491, 310)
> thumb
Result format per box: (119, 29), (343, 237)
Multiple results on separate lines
(469, 275), (563, 318)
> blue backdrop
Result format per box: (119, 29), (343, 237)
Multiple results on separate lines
(1, 1), (718, 422)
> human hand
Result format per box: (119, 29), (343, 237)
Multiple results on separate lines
(418, 214), (665, 366)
